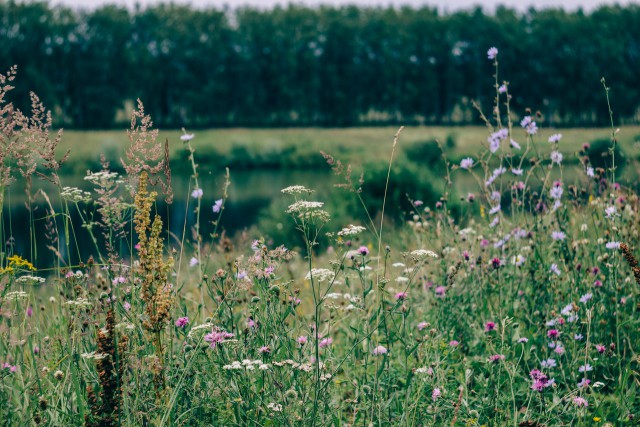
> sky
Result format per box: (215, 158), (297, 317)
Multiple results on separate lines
(52, 0), (638, 12)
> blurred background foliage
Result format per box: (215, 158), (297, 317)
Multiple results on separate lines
(1, 1), (640, 128)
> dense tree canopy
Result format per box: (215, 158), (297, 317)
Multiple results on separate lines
(1, 1), (639, 128)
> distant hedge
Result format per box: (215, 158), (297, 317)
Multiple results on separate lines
(2, 2), (639, 128)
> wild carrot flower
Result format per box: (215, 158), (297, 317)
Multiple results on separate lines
(175, 317), (189, 328)
(372, 345), (388, 355)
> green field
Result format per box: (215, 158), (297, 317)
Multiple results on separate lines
(58, 126), (640, 170)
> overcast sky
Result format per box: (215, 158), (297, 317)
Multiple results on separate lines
(51, 0), (638, 12)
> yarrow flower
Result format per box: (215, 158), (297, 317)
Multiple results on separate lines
(487, 47), (498, 59)
(337, 224), (366, 236)
(305, 268), (335, 282)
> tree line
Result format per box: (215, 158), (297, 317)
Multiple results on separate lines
(1, 1), (639, 128)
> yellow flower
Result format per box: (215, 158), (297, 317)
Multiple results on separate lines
(7, 255), (35, 271)
(593, 417), (601, 422)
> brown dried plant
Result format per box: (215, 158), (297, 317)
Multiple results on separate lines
(85, 308), (128, 427)
(133, 172), (174, 391)
(122, 99), (173, 204)
(619, 243), (640, 286)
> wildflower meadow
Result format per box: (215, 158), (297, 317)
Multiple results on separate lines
(0, 47), (639, 427)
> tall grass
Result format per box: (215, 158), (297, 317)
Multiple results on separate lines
(0, 49), (639, 427)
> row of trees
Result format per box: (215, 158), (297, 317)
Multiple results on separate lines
(1, 1), (640, 128)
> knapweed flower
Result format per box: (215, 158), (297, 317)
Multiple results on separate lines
(510, 139), (521, 149)
(541, 358), (556, 368)
(595, 344), (606, 353)
(604, 205), (617, 219)
(123, 301), (131, 311)
(530, 369), (554, 391)
(460, 157), (474, 169)
(547, 329), (559, 339)
(551, 230), (566, 241)
(259, 346), (271, 354)
(574, 334), (583, 340)
(204, 327), (235, 348)
(550, 150), (563, 165)
(511, 168), (523, 176)
(191, 188), (203, 199)
(498, 84), (507, 93)
(297, 336), (308, 345)
(586, 167), (595, 177)
(548, 133), (562, 143)
(357, 246), (369, 256)
(434, 286), (446, 297)
(432, 388), (442, 401)
(550, 185), (563, 200)
(189, 257), (199, 267)
(577, 378), (591, 388)
(212, 199), (223, 213)
(175, 317), (189, 328)
(180, 133), (194, 142)
(394, 292), (407, 301)
(417, 321), (428, 331)
(572, 396), (588, 407)
(578, 364), (593, 373)
(449, 340), (459, 347)
(517, 337), (529, 343)
(372, 345), (388, 355)
(488, 354), (505, 363)
(580, 293), (593, 303)
(487, 47), (498, 59)
(520, 116), (538, 135)
(550, 263), (561, 276)
(485, 321), (496, 332)
(488, 128), (508, 153)
(319, 337), (333, 348)
(606, 241), (620, 249)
